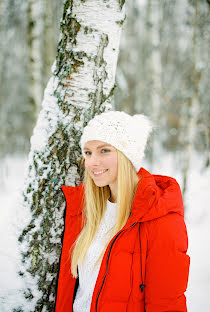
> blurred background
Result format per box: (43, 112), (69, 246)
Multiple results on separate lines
(0, 0), (209, 310)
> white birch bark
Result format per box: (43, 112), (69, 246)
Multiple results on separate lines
(14, 0), (126, 311)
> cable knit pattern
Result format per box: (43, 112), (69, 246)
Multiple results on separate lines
(80, 111), (153, 172)
(73, 200), (117, 312)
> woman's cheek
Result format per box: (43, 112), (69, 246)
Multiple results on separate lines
(84, 159), (90, 171)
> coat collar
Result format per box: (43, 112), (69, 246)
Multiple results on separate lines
(60, 167), (184, 223)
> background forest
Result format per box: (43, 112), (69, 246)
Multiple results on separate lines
(0, 0), (209, 311)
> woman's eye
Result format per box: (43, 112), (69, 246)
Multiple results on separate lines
(84, 149), (110, 155)
(102, 149), (110, 153)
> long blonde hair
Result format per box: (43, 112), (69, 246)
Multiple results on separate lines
(71, 149), (139, 278)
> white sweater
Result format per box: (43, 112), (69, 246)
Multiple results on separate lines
(73, 200), (117, 312)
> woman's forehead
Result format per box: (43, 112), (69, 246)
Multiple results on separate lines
(84, 140), (113, 149)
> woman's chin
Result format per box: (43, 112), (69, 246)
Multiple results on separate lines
(93, 180), (108, 187)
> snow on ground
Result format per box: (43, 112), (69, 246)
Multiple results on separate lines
(0, 152), (209, 311)
(0, 155), (29, 311)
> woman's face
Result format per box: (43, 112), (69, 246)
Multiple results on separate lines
(84, 140), (118, 188)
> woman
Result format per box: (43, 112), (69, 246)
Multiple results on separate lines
(55, 111), (190, 312)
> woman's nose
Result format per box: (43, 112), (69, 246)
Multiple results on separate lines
(89, 154), (101, 166)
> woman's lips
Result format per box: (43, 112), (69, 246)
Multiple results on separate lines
(92, 169), (108, 177)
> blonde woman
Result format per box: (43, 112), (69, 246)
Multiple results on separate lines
(55, 111), (190, 312)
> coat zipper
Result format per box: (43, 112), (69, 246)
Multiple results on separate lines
(139, 223), (146, 292)
(95, 221), (138, 312)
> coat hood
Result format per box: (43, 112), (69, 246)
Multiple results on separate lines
(130, 168), (184, 223)
(60, 168), (184, 225)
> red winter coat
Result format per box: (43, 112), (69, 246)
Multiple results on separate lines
(55, 168), (190, 312)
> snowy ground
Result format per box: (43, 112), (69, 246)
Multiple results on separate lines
(0, 153), (209, 311)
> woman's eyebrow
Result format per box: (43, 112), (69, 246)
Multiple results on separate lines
(84, 144), (112, 150)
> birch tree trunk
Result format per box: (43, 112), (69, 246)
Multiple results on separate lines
(0, 0), (7, 157)
(182, 0), (201, 197)
(144, 0), (162, 167)
(15, 0), (126, 311)
(149, 0), (162, 122)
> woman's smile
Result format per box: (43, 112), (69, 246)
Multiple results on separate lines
(92, 169), (108, 177)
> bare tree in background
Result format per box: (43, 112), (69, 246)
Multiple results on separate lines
(27, 0), (63, 117)
(182, 0), (202, 195)
(27, 0), (44, 116)
(0, 0), (63, 156)
(14, 0), (126, 311)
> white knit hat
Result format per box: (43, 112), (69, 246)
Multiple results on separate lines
(80, 111), (153, 172)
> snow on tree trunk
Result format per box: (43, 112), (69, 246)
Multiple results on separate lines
(14, 0), (126, 311)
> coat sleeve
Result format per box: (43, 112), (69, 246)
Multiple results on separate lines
(145, 213), (190, 311)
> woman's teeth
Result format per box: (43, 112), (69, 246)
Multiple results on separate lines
(93, 169), (107, 175)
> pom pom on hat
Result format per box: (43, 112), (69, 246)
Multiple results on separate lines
(80, 111), (153, 172)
